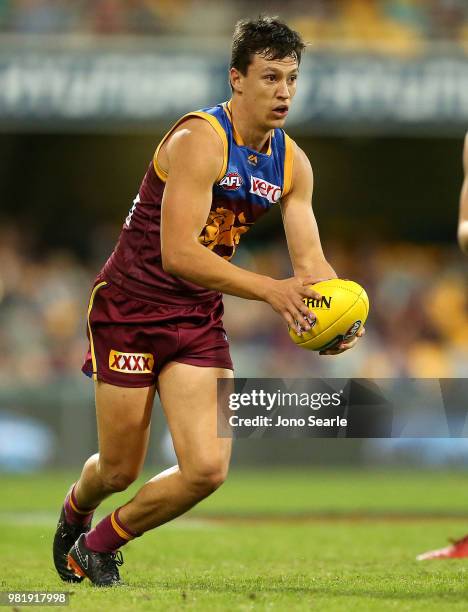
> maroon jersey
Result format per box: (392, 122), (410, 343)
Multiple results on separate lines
(102, 101), (294, 305)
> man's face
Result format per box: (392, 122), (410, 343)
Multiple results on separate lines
(230, 52), (299, 130)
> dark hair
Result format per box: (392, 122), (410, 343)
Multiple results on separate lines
(230, 16), (305, 75)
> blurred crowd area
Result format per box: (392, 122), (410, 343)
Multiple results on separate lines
(0, 0), (467, 52)
(0, 223), (466, 387)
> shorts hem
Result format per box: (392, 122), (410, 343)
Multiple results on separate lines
(82, 368), (155, 388)
(171, 357), (234, 371)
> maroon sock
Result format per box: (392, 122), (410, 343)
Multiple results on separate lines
(63, 484), (95, 527)
(85, 508), (140, 553)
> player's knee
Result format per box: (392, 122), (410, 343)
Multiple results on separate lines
(99, 466), (138, 493)
(184, 461), (228, 495)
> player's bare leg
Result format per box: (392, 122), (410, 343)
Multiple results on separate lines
(66, 363), (232, 586)
(118, 362), (233, 532)
(53, 382), (155, 582)
(68, 362), (233, 586)
(74, 382), (155, 508)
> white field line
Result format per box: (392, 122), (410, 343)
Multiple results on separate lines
(1, 511), (467, 528)
(0, 511), (216, 529)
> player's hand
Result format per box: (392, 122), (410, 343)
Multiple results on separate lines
(319, 327), (366, 356)
(264, 276), (324, 335)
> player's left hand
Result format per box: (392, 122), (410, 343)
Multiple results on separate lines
(319, 327), (365, 356)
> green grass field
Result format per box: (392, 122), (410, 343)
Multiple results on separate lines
(2, 469), (468, 611)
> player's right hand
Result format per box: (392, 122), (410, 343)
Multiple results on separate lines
(264, 277), (323, 335)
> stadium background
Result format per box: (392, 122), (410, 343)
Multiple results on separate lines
(0, 2), (468, 609)
(1, 0), (467, 469)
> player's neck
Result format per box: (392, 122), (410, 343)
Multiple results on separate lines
(229, 98), (272, 154)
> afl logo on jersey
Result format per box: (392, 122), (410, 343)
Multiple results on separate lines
(250, 176), (281, 204)
(219, 172), (243, 191)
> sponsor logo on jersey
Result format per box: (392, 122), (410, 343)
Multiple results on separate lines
(249, 176), (281, 204)
(109, 350), (154, 374)
(247, 154), (258, 166)
(219, 171), (243, 191)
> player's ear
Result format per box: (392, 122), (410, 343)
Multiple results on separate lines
(230, 67), (243, 94)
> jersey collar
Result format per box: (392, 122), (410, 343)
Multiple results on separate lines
(223, 100), (273, 156)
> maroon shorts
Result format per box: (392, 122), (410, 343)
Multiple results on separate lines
(81, 277), (233, 387)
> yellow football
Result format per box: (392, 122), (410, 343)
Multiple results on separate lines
(289, 279), (369, 351)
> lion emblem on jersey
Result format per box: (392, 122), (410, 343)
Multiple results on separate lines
(199, 207), (252, 260)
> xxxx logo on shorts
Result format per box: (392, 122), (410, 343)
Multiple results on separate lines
(109, 350), (154, 374)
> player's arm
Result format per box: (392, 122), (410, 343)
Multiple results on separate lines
(280, 144), (337, 281)
(160, 119), (321, 332)
(458, 133), (468, 255)
(280, 144), (364, 355)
